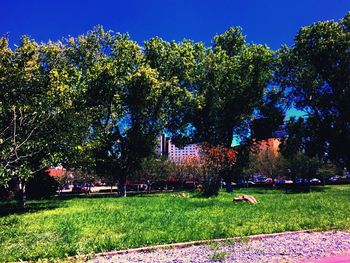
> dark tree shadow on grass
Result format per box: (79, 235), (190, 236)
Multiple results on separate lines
(0, 199), (66, 217)
(310, 186), (326, 192)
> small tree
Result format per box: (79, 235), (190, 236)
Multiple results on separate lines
(285, 151), (321, 181)
(253, 150), (286, 187)
(50, 168), (74, 195)
(175, 156), (202, 190)
(317, 164), (337, 185)
(200, 144), (237, 196)
(0, 37), (85, 206)
(136, 157), (176, 190)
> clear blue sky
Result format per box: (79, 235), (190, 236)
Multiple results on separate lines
(2, 0), (349, 50)
(1, 0), (349, 121)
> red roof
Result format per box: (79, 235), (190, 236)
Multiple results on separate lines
(46, 168), (64, 177)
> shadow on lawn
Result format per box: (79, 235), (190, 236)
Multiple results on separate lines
(0, 199), (66, 217)
(310, 186), (326, 192)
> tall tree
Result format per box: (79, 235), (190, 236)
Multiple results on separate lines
(0, 36), (84, 205)
(143, 38), (204, 146)
(73, 28), (191, 196)
(192, 27), (274, 146)
(276, 12), (350, 168)
(144, 29), (274, 196)
(145, 30), (275, 147)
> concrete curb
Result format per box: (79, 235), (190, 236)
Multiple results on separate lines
(91, 229), (321, 258)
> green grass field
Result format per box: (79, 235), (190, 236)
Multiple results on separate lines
(1, 185), (350, 261)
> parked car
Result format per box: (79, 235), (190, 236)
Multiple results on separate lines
(252, 175), (268, 184)
(221, 181), (237, 187)
(275, 179), (286, 184)
(72, 182), (90, 193)
(237, 179), (255, 186)
(295, 178), (310, 184)
(126, 183), (147, 191)
(310, 178), (321, 184)
(328, 176), (340, 182)
(151, 181), (168, 190)
(265, 178), (273, 184)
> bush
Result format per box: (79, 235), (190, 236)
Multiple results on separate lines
(0, 185), (10, 200)
(26, 171), (59, 199)
(0, 179), (18, 200)
(202, 176), (221, 197)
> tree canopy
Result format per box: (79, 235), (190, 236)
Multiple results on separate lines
(2, 12), (350, 199)
(276, 12), (350, 169)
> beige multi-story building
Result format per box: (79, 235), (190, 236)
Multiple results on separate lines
(168, 141), (201, 163)
(156, 135), (201, 163)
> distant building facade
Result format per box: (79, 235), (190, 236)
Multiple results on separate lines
(258, 125), (287, 154)
(156, 134), (169, 156)
(156, 135), (201, 163)
(156, 122), (288, 163)
(168, 142), (201, 163)
(259, 138), (281, 154)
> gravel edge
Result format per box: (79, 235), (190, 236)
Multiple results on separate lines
(92, 229), (317, 257)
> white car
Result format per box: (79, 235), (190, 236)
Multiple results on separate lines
(310, 178), (321, 184)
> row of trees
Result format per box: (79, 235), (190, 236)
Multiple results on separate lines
(1, 12), (349, 202)
(245, 149), (339, 186)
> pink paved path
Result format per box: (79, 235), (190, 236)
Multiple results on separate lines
(307, 254), (350, 263)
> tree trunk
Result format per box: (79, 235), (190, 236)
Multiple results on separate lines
(272, 177), (276, 190)
(17, 180), (27, 208)
(147, 180), (151, 193)
(88, 182), (91, 195)
(225, 180), (233, 193)
(118, 176), (126, 197)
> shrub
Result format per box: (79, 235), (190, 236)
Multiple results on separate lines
(26, 171), (59, 199)
(202, 176), (221, 197)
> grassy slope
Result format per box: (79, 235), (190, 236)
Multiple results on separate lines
(0, 186), (350, 261)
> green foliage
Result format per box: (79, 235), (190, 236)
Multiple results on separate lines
(0, 34), (88, 191)
(0, 25), (275, 196)
(26, 171), (59, 199)
(317, 165), (337, 179)
(246, 144), (325, 181)
(276, 12), (350, 168)
(0, 186), (350, 261)
(251, 88), (287, 141)
(143, 38), (203, 146)
(192, 29), (275, 146)
(214, 27), (245, 56)
(211, 251), (228, 262)
(137, 157), (176, 182)
(144, 27), (275, 147)
(202, 177), (221, 197)
(69, 29), (194, 195)
(3, 13), (348, 199)
(285, 151), (321, 180)
(245, 150), (286, 180)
